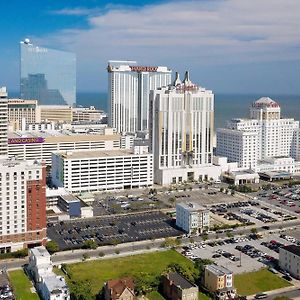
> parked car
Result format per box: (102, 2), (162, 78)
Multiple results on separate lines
(254, 293), (268, 299)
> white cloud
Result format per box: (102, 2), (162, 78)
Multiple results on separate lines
(51, 7), (99, 16)
(39, 0), (300, 91)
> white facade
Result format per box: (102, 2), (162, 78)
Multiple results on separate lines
(8, 131), (120, 165)
(292, 128), (300, 160)
(28, 246), (70, 300)
(0, 158), (45, 252)
(150, 72), (221, 185)
(52, 149), (153, 193)
(108, 60), (172, 133)
(279, 245), (300, 279)
(257, 156), (297, 173)
(176, 202), (210, 234)
(217, 97), (300, 171)
(216, 128), (259, 169)
(0, 87), (8, 159)
(72, 106), (104, 123)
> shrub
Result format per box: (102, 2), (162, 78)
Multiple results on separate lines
(46, 240), (59, 254)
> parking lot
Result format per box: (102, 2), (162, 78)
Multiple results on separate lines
(182, 231), (299, 274)
(89, 183), (251, 215)
(259, 185), (300, 216)
(92, 194), (167, 216)
(0, 272), (14, 300)
(209, 199), (297, 228)
(47, 211), (183, 250)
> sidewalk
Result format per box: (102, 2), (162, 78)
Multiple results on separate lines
(247, 281), (300, 299)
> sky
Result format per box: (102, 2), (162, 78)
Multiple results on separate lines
(0, 0), (300, 94)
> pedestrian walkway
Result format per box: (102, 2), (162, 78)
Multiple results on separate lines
(247, 282), (300, 299)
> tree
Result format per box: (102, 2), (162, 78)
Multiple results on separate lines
(82, 253), (89, 261)
(70, 280), (94, 300)
(168, 197), (176, 207)
(226, 232), (234, 238)
(161, 237), (178, 248)
(134, 273), (160, 295)
(46, 241), (59, 254)
(202, 234), (208, 241)
(250, 228), (258, 234)
(194, 258), (213, 271)
(83, 239), (98, 250)
(166, 263), (199, 284)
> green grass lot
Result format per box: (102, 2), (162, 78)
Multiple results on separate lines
(199, 291), (212, 300)
(61, 250), (194, 296)
(8, 269), (40, 300)
(146, 290), (166, 300)
(235, 269), (292, 296)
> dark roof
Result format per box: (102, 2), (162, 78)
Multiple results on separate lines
(282, 245), (300, 256)
(166, 272), (195, 289)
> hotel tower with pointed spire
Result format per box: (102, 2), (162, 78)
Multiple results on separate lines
(150, 71), (221, 185)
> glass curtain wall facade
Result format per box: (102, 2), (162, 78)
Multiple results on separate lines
(20, 41), (76, 106)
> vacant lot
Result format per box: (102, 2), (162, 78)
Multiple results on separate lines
(61, 250), (193, 296)
(235, 269), (292, 296)
(8, 270), (39, 300)
(146, 291), (166, 300)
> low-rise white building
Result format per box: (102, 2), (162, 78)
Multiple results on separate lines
(8, 130), (120, 165)
(176, 202), (210, 234)
(213, 156), (260, 185)
(28, 246), (70, 300)
(52, 149), (153, 193)
(256, 156), (300, 174)
(279, 245), (300, 279)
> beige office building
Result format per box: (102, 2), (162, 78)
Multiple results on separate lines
(72, 106), (104, 122)
(40, 105), (73, 123)
(8, 99), (41, 130)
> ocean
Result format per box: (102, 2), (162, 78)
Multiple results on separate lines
(76, 92), (300, 129)
(9, 91), (300, 129)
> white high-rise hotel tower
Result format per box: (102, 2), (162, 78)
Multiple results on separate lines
(108, 61), (172, 133)
(150, 72), (221, 185)
(0, 87), (8, 158)
(217, 97), (300, 171)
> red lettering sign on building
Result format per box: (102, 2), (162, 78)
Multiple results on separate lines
(129, 66), (158, 72)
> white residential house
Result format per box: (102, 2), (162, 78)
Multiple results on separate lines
(28, 246), (70, 300)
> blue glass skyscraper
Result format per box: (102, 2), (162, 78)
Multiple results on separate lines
(20, 39), (76, 106)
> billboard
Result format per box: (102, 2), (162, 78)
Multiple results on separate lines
(8, 137), (45, 144)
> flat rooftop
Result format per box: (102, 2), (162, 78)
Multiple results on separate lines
(43, 274), (68, 292)
(176, 202), (207, 212)
(282, 245), (300, 257)
(8, 130), (120, 142)
(231, 170), (257, 176)
(206, 264), (232, 276)
(57, 149), (148, 159)
(31, 246), (50, 258)
(60, 194), (79, 203)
